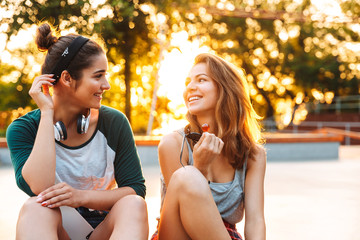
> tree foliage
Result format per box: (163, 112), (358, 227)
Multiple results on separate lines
(156, 0), (360, 128)
(1, 0), (158, 129)
(0, 0), (359, 135)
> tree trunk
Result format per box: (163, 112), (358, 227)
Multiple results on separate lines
(123, 31), (132, 124)
(124, 49), (131, 124)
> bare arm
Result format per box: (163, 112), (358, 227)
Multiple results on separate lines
(22, 75), (56, 195)
(244, 146), (266, 240)
(80, 187), (137, 210)
(158, 132), (187, 187)
(36, 183), (137, 211)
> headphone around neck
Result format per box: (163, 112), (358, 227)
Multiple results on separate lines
(51, 36), (92, 141)
(54, 110), (91, 141)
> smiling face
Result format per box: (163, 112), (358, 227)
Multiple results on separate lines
(183, 62), (219, 118)
(72, 53), (110, 109)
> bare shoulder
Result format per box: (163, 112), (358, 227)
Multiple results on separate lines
(158, 131), (187, 185)
(158, 131), (185, 166)
(255, 144), (266, 161)
(158, 131), (183, 153)
(248, 144), (266, 170)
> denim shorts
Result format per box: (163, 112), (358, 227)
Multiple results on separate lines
(76, 207), (109, 229)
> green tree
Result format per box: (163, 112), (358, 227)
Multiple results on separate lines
(0, 46), (40, 136)
(155, 0), (360, 129)
(1, 0), (158, 128)
(1, 0), (359, 134)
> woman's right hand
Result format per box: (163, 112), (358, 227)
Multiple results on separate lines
(192, 132), (224, 174)
(28, 74), (55, 112)
(36, 182), (83, 209)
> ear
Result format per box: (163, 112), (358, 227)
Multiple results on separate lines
(58, 70), (74, 88)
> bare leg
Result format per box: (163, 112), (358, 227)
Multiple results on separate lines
(16, 197), (69, 240)
(158, 166), (231, 240)
(90, 195), (148, 240)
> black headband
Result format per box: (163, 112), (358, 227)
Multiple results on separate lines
(51, 36), (89, 84)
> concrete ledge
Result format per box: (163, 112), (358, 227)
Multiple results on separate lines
(263, 133), (343, 161)
(265, 142), (340, 161)
(0, 138), (7, 148)
(263, 132), (343, 143)
(0, 133), (344, 166)
(136, 133), (344, 163)
(135, 136), (161, 146)
(0, 148), (11, 166)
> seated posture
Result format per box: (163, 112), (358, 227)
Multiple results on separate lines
(6, 23), (148, 240)
(152, 53), (266, 240)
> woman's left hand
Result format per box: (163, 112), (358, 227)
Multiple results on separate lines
(36, 182), (83, 209)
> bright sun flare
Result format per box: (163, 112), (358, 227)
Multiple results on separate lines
(151, 31), (211, 135)
(0, 0), (357, 135)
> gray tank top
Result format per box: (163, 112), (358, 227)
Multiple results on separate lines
(159, 129), (247, 225)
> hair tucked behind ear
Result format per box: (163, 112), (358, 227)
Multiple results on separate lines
(186, 53), (264, 169)
(35, 23), (58, 52)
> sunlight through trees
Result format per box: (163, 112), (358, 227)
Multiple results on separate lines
(0, 0), (359, 135)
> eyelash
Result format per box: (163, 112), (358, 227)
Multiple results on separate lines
(185, 78), (206, 86)
(95, 74), (104, 79)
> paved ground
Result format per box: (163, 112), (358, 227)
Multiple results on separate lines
(1, 145), (360, 240)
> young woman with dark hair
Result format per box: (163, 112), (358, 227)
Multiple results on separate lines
(151, 53), (266, 240)
(6, 23), (148, 240)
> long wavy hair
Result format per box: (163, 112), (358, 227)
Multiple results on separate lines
(185, 53), (264, 169)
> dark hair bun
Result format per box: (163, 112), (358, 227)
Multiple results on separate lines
(35, 23), (58, 51)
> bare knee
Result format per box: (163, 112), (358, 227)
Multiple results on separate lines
(105, 195), (148, 239)
(20, 196), (41, 212)
(17, 197), (63, 239)
(115, 195), (147, 210)
(169, 166), (210, 198)
(112, 195), (148, 220)
(19, 197), (61, 220)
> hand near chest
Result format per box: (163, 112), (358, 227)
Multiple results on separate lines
(193, 132), (224, 171)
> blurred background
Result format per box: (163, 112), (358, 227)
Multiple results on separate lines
(0, 0), (360, 239)
(0, 0), (359, 136)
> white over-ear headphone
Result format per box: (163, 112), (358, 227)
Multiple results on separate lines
(54, 110), (91, 141)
